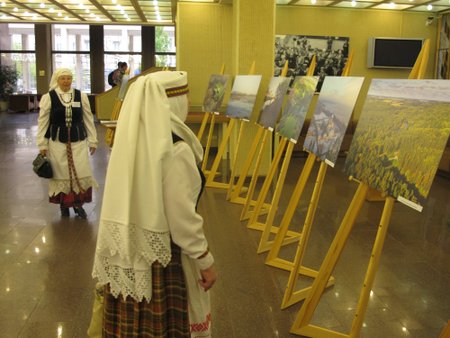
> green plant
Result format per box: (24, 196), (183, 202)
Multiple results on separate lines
(0, 65), (18, 101)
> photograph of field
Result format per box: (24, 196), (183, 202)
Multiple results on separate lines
(202, 74), (230, 113)
(303, 76), (364, 165)
(277, 76), (318, 142)
(344, 79), (450, 207)
(258, 77), (290, 129)
(226, 75), (262, 120)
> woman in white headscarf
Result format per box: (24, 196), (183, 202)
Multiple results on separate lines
(92, 71), (217, 338)
(37, 68), (98, 219)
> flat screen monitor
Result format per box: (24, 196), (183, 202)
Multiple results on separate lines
(367, 37), (424, 69)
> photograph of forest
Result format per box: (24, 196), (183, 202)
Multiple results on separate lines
(303, 76), (364, 165)
(277, 76), (318, 142)
(344, 79), (450, 207)
(226, 75), (262, 120)
(202, 74), (230, 113)
(258, 77), (290, 130)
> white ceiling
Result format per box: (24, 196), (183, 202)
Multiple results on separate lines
(0, 0), (447, 25)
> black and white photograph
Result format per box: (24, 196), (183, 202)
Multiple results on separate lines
(274, 34), (349, 91)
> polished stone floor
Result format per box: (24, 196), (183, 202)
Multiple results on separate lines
(0, 111), (449, 338)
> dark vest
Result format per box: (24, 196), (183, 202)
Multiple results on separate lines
(172, 133), (205, 208)
(44, 89), (87, 143)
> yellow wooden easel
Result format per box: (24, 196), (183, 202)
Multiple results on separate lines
(290, 41), (431, 338)
(225, 61), (291, 216)
(239, 57), (317, 222)
(263, 52), (355, 308)
(197, 64), (227, 174)
(244, 58), (323, 254)
(205, 62), (257, 189)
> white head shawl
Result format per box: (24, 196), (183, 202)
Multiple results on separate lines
(92, 71), (203, 302)
(49, 68), (73, 91)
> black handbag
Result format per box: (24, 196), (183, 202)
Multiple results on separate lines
(33, 153), (53, 178)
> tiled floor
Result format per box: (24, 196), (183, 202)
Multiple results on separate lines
(0, 110), (449, 338)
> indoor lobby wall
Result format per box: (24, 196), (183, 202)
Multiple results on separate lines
(177, 3), (233, 110)
(177, 4), (437, 120)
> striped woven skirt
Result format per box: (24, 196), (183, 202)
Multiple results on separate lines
(102, 243), (190, 338)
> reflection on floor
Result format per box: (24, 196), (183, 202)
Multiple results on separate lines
(0, 111), (449, 338)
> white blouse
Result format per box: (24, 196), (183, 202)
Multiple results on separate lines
(37, 88), (98, 150)
(163, 141), (213, 270)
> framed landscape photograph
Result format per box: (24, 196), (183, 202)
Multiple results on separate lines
(257, 76), (290, 130)
(277, 76), (318, 142)
(344, 79), (450, 211)
(226, 75), (262, 120)
(303, 76), (364, 166)
(202, 74), (230, 113)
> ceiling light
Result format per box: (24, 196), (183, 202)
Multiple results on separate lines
(389, 2), (395, 8)
(40, 3), (45, 8)
(311, 0), (317, 4)
(85, 8), (90, 13)
(49, 7), (54, 12)
(351, 0), (357, 6)
(57, 12), (62, 16)
(1, 2), (5, 7)
(427, 4), (432, 9)
(13, 7), (18, 12)
(64, 16), (69, 20)
(112, 0), (117, 3)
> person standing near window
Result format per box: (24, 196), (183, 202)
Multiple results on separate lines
(113, 61), (128, 87)
(37, 68), (98, 219)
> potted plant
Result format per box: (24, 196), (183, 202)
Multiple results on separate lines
(0, 65), (19, 112)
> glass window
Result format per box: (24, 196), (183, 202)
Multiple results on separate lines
(104, 25), (141, 52)
(52, 53), (91, 92)
(155, 26), (175, 67)
(156, 26), (175, 53)
(0, 23), (36, 94)
(52, 24), (91, 92)
(52, 25), (90, 51)
(0, 23), (35, 50)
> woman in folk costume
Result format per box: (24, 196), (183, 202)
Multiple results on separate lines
(37, 68), (98, 219)
(92, 71), (217, 337)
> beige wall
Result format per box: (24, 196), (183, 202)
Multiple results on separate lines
(177, 4), (438, 120)
(177, 3), (233, 109)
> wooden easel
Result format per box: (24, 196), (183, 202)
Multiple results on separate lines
(197, 64), (227, 174)
(226, 61), (290, 208)
(290, 42), (431, 337)
(263, 52), (355, 308)
(239, 57), (317, 223)
(104, 69), (131, 147)
(205, 62), (257, 189)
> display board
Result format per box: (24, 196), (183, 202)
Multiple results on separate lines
(226, 75), (262, 120)
(202, 74), (230, 113)
(303, 76), (364, 166)
(344, 79), (450, 211)
(276, 76), (318, 142)
(257, 76), (290, 130)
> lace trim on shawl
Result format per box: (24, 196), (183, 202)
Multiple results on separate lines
(48, 176), (98, 196)
(92, 219), (171, 302)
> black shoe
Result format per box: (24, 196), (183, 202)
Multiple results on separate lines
(74, 206), (87, 219)
(60, 207), (70, 217)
